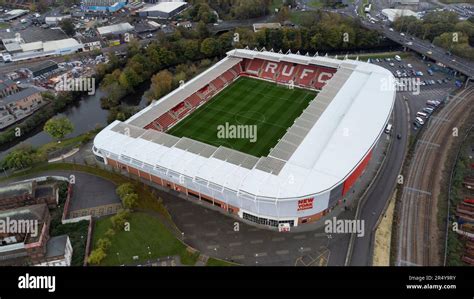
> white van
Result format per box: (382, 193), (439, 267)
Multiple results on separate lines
(384, 123), (392, 134)
(416, 111), (428, 118)
(394, 55), (401, 61)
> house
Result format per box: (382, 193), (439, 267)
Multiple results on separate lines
(0, 180), (58, 211)
(0, 204), (72, 266)
(0, 77), (19, 98)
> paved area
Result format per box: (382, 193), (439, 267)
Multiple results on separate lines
(136, 131), (390, 266)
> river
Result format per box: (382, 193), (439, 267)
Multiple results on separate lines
(0, 82), (150, 161)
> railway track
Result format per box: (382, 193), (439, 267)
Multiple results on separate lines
(397, 85), (474, 266)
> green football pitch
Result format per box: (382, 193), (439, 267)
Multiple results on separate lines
(167, 77), (317, 157)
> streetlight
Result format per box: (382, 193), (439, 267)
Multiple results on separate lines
(147, 246), (151, 265)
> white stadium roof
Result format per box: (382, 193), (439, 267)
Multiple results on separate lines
(139, 1), (187, 13)
(94, 49), (396, 200)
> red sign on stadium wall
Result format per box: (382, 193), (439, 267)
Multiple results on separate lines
(297, 198), (314, 211)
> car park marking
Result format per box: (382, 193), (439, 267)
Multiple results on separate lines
(272, 237), (285, 242)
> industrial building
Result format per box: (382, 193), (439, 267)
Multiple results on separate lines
(93, 49), (396, 229)
(137, 1), (188, 19)
(97, 22), (135, 36)
(382, 8), (420, 22)
(0, 9), (28, 22)
(1, 35), (83, 62)
(81, 0), (127, 12)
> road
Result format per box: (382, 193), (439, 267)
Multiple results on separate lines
(359, 20), (474, 78)
(298, 0), (474, 77)
(397, 85), (474, 266)
(349, 93), (409, 265)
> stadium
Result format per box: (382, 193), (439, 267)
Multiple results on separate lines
(93, 49), (396, 229)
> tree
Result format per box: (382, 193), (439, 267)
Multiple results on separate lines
(87, 248), (107, 265)
(110, 209), (130, 231)
(60, 19), (75, 36)
(2, 147), (35, 170)
(96, 238), (112, 251)
(122, 193), (139, 209)
(116, 183), (135, 199)
(197, 21), (209, 39)
(147, 70), (173, 100)
(44, 117), (74, 142)
(276, 6), (290, 23)
(200, 38), (219, 57)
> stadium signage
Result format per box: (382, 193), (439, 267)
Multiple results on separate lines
(297, 197), (314, 211)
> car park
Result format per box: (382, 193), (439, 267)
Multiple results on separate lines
(415, 117), (425, 125)
(423, 107), (434, 114)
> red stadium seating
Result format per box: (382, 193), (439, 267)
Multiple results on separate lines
(246, 59), (265, 75)
(276, 62), (298, 83)
(186, 93), (203, 108)
(260, 60), (281, 80)
(221, 70), (236, 83)
(144, 59), (338, 133)
(211, 77), (226, 91)
(313, 67), (336, 89)
(294, 65), (320, 87)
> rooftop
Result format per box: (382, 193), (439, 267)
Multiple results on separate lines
(0, 182), (33, 200)
(97, 23), (134, 35)
(140, 1), (187, 13)
(0, 87), (42, 105)
(44, 235), (69, 259)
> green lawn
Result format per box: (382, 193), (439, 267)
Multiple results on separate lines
(92, 212), (194, 266)
(167, 77), (316, 157)
(206, 257), (236, 266)
(308, 0), (324, 8)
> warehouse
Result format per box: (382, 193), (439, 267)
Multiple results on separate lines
(382, 8), (420, 22)
(137, 2), (187, 19)
(97, 22), (135, 37)
(2, 38), (83, 62)
(27, 60), (59, 78)
(81, 0), (127, 12)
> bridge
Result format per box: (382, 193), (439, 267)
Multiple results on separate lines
(359, 19), (474, 78)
